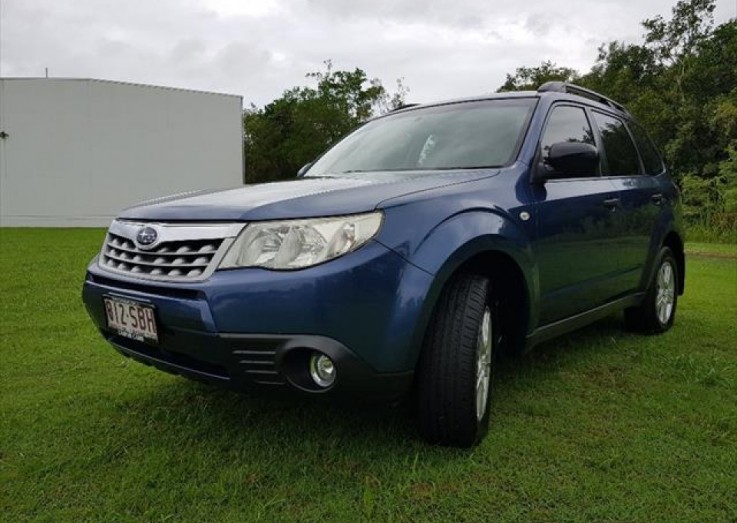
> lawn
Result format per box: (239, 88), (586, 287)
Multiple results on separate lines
(1, 229), (736, 522)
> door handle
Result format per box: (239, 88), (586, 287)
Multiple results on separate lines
(603, 197), (621, 209)
(651, 193), (664, 205)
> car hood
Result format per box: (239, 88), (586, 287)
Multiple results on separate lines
(118, 170), (499, 222)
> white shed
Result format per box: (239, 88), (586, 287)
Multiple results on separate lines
(0, 78), (243, 227)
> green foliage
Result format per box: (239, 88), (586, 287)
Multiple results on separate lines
(498, 0), (736, 240)
(719, 145), (737, 214)
(496, 60), (578, 92)
(244, 61), (408, 183)
(640, 0), (716, 66)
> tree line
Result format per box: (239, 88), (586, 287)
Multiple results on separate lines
(243, 0), (735, 240)
(243, 60), (408, 184)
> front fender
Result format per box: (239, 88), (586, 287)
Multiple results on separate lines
(379, 209), (538, 367)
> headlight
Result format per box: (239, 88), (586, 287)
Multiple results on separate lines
(219, 212), (383, 270)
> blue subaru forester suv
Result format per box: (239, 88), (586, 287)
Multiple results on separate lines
(83, 82), (684, 447)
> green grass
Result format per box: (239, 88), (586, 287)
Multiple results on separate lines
(1, 229), (736, 522)
(686, 242), (737, 258)
(685, 222), (737, 245)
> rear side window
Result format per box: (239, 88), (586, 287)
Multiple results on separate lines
(592, 111), (641, 176)
(628, 122), (664, 175)
(540, 106), (595, 161)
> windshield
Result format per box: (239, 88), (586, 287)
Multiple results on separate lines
(306, 98), (536, 176)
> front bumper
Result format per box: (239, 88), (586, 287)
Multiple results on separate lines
(82, 240), (433, 399)
(103, 332), (412, 399)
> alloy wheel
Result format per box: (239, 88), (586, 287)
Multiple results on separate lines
(655, 261), (676, 325)
(475, 306), (493, 421)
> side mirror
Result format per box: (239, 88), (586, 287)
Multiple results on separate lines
(539, 142), (599, 180)
(297, 162), (312, 177)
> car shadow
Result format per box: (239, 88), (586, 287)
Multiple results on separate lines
(497, 314), (633, 379)
(115, 314), (634, 455)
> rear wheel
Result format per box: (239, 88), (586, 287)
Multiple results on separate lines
(625, 247), (678, 333)
(416, 273), (496, 447)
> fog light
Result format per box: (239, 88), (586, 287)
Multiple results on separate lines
(309, 353), (336, 388)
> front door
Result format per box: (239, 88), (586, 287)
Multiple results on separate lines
(530, 104), (622, 325)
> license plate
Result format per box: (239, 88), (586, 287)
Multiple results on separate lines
(103, 296), (158, 344)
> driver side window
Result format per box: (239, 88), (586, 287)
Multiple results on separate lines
(541, 106), (595, 163)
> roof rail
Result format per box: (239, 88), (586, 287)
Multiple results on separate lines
(391, 103), (420, 112)
(537, 81), (630, 116)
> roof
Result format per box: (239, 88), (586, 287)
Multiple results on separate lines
(389, 90), (540, 115)
(390, 86), (630, 119)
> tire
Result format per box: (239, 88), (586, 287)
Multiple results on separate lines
(625, 246), (678, 333)
(416, 273), (496, 447)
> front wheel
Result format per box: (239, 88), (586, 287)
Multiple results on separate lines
(416, 273), (495, 447)
(625, 246), (678, 333)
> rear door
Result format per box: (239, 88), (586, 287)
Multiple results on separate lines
(590, 111), (662, 293)
(531, 104), (622, 325)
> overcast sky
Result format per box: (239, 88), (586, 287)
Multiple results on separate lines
(1, 0), (735, 107)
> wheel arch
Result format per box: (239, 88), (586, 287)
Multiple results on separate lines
(450, 249), (531, 356)
(408, 241), (535, 372)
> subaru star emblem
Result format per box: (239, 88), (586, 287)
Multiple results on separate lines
(136, 226), (159, 249)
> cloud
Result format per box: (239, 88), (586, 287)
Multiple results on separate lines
(1, 0), (734, 107)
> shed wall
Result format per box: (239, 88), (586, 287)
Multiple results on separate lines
(0, 78), (243, 227)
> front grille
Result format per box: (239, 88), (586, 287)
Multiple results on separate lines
(98, 220), (245, 282)
(101, 232), (222, 279)
(88, 274), (202, 300)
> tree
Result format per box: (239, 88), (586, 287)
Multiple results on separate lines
(496, 60), (578, 92)
(244, 62), (408, 183)
(641, 0), (716, 68)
